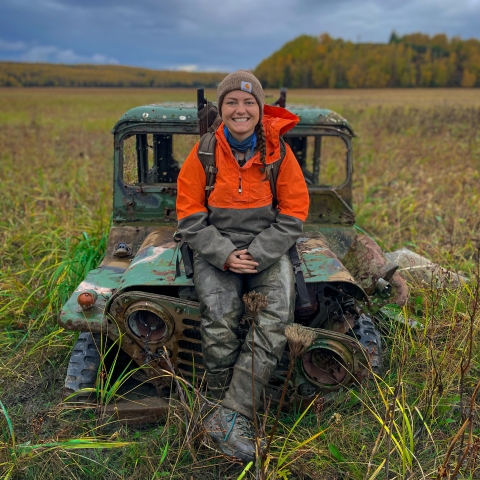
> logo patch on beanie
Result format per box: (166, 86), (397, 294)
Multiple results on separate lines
(241, 81), (252, 93)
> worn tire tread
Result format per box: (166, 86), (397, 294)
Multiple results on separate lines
(350, 314), (383, 375)
(64, 332), (101, 402)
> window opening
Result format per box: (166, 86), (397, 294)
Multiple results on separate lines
(122, 133), (197, 184)
(286, 135), (347, 187)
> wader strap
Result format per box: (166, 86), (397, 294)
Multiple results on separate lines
(175, 250), (181, 278)
(175, 235), (194, 278)
(180, 241), (194, 279)
(288, 244), (311, 308)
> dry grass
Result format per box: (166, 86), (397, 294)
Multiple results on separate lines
(284, 88), (480, 108)
(0, 87), (479, 479)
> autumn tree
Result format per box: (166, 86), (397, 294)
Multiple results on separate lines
(254, 33), (480, 88)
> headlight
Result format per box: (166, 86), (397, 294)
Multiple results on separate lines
(301, 341), (353, 389)
(124, 301), (174, 344)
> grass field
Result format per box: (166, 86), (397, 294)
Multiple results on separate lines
(0, 87), (480, 479)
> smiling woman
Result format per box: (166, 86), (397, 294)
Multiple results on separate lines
(176, 70), (310, 463)
(221, 91), (260, 141)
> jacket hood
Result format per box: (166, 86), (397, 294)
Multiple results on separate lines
(216, 105), (299, 166)
(262, 105), (299, 137)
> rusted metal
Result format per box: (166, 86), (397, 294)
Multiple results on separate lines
(342, 234), (409, 309)
(386, 248), (468, 287)
(322, 312), (355, 334)
(97, 396), (169, 425)
(59, 96), (410, 421)
(113, 242), (132, 257)
(77, 290), (98, 310)
(112, 103), (354, 225)
(296, 232), (367, 300)
(295, 327), (373, 391)
(107, 290), (204, 387)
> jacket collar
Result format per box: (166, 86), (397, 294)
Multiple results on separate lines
(216, 105), (299, 165)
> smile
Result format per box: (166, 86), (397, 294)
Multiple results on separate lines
(233, 118), (249, 122)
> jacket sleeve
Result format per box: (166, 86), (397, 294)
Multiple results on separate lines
(176, 144), (237, 270)
(247, 144), (309, 272)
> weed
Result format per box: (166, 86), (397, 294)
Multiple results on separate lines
(0, 87), (479, 478)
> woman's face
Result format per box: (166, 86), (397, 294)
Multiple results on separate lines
(221, 91), (260, 141)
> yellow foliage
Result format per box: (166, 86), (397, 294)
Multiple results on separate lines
(255, 33), (480, 88)
(0, 62), (226, 88)
(462, 69), (476, 88)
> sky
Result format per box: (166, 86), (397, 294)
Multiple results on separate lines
(1, 0), (480, 72)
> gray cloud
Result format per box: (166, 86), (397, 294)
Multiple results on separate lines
(19, 45), (119, 64)
(0, 39), (27, 51)
(1, 0), (479, 71)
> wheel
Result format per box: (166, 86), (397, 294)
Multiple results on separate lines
(350, 314), (383, 376)
(64, 332), (101, 402)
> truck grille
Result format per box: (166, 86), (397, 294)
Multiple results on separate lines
(177, 318), (204, 377)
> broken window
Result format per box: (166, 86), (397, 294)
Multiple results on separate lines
(285, 135), (348, 187)
(121, 133), (197, 184)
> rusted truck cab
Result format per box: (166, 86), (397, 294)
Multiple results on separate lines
(59, 99), (406, 408)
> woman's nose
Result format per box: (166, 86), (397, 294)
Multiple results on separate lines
(236, 103), (246, 113)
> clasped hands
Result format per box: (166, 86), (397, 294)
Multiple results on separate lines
(225, 249), (258, 274)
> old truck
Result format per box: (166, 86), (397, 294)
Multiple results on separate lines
(58, 90), (407, 419)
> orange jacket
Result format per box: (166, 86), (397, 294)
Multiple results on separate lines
(177, 105), (309, 272)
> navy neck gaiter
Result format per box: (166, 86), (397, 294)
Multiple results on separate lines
(224, 126), (257, 152)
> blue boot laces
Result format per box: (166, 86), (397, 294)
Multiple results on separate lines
(223, 411), (254, 441)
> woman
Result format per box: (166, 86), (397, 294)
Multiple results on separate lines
(176, 70), (309, 463)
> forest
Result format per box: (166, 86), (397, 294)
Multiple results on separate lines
(254, 32), (480, 88)
(1, 32), (480, 89)
(0, 62), (226, 88)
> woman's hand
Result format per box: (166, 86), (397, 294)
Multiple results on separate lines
(225, 249), (258, 274)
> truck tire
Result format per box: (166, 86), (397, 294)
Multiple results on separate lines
(350, 314), (383, 376)
(64, 332), (101, 402)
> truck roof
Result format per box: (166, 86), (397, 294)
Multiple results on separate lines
(112, 102), (354, 136)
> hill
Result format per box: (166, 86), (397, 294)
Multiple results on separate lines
(0, 62), (226, 87)
(3, 33), (480, 89)
(254, 33), (480, 88)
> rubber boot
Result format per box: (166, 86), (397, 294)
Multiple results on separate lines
(206, 368), (233, 401)
(221, 364), (268, 420)
(220, 253), (295, 419)
(204, 405), (256, 464)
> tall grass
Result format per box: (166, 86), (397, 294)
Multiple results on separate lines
(0, 88), (479, 478)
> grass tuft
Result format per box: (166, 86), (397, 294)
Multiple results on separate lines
(0, 87), (479, 478)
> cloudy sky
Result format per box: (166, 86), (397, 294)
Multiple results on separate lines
(1, 0), (479, 72)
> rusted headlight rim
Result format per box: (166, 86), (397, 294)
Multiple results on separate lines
(300, 339), (354, 389)
(124, 301), (174, 345)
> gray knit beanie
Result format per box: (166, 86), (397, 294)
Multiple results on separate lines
(217, 70), (265, 120)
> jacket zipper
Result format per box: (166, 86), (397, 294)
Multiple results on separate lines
(238, 174), (242, 194)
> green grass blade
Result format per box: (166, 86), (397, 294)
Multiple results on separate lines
(236, 461), (253, 479)
(0, 400), (15, 447)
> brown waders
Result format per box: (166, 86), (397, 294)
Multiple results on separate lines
(193, 252), (295, 462)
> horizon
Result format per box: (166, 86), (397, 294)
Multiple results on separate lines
(1, 31), (479, 74)
(2, 0), (480, 72)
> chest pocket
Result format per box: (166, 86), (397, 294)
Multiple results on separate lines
(236, 166), (272, 206)
(209, 161), (273, 208)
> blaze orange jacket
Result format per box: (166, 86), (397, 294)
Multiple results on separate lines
(177, 105), (309, 272)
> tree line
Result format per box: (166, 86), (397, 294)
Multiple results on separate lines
(2, 33), (479, 88)
(254, 33), (480, 88)
(0, 62), (226, 88)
